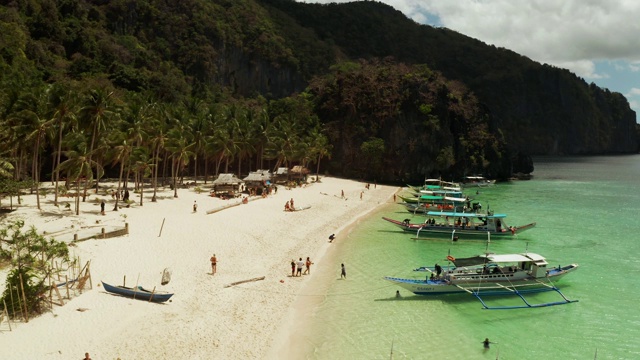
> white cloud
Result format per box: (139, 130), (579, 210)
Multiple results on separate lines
(304, 1), (640, 78)
(627, 88), (640, 97)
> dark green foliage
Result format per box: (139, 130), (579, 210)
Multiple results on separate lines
(308, 59), (507, 182)
(1, 268), (46, 317)
(0, 220), (70, 318)
(0, 0), (636, 186)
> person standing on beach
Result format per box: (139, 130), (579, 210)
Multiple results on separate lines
(341, 190), (344, 199)
(100, 200), (105, 215)
(193, 200), (198, 212)
(296, 258), (304, 276)
(341, 263), (346, 279)
(83, 353), (92, 360)
(303, 257), (313, 275)
(210, 254), (217, 275)
(290, 259), (296, 277)
(290, 198), (295, 210)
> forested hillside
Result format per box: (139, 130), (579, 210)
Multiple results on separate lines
(0, 0), (636, 187)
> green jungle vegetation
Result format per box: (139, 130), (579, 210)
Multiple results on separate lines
(0, 0), (638, 191)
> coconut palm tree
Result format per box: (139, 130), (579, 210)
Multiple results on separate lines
(307, 127), (332, 182)
(47, 83), (77, 206)
(108, 136), (133, 211)
(78, 88), (117, 199)
(11, 86), (53, 210)
(56, 135), (103, 215)
(165, 110), (194, 198)
(130, 146), (153, 206)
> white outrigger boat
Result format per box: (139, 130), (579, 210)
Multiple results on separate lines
(461, 175), (496, 188)
(384, 251), (578, 309)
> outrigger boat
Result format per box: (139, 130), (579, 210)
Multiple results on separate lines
(461, 175), (496, 188)
(102, 281), (174, 303)
(408, 178), (461, 193)
(384, 251), (578, 309)
(382, 210), (536, 240)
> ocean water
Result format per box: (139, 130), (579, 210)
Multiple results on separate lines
(300, 155), (640, 359)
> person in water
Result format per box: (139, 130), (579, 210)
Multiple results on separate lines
(483, 338), (493, 349)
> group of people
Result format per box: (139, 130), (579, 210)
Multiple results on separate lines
(284, 198), (295, 211)
(110, 189), (130, 202)
(290, 257), (313, 276)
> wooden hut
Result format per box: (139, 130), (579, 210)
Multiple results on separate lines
(272, 167), (289, 184)
(242, 170), (272, 195)
(290, 165), (310, 182)
(211, 173), (243, 198)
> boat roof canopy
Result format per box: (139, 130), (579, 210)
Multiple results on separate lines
(426, 211), (506, 218)
(451, 253), (546, 267)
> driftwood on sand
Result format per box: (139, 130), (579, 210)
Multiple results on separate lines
(223, 276), (266, 288)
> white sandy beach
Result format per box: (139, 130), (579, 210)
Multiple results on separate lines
(0, 177), (397, 359)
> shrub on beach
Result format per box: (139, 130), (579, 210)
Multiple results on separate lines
(0, 220), (70, 318)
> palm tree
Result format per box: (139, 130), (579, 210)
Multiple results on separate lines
(11, 86), (53, 210)
(78, 88), (116, 199)
(130, 146), (153, 206)
(307, 127), (332, 182)
(47, 83), (77, 206)
(165, 114), (194, 198)
(108, 137), (133, 211)
(56, 135), (103, 215)
(186, 99), (208, 185)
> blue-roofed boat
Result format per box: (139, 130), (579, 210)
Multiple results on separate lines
(382, 210), (536, 240)
(102, 281), (174, 303)
(384, 251), (578, 309)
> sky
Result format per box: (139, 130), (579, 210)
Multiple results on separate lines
(301, 0), (640, 120)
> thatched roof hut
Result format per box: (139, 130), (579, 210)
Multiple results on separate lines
(272, 167), (289, 184)
(243, 170), (271, 183)
(290, 166), (310, 180)
(212, 173), (243, 194)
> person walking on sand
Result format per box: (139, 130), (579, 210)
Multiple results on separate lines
(193, 200), (198, 212)
(290, 259), (296, 277)
(210, 254), (217, 275)
(341, 263), (346, 279)
(100, 200), (105, 215)
(296, 258), (304, 277)
(303, 257), (313, 275)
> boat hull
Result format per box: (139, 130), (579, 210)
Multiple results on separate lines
(384, 264), (577, 295)
(102, 281), (173, 303)
(382, 217), (536, 239)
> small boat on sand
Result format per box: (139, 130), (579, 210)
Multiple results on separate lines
(102, 281), (173, 303)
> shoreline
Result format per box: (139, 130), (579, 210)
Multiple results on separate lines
(0, 177), (398, 359)
(266, 189), (398, 359)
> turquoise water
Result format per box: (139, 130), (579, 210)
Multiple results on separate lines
(302, 155), (640, 359)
